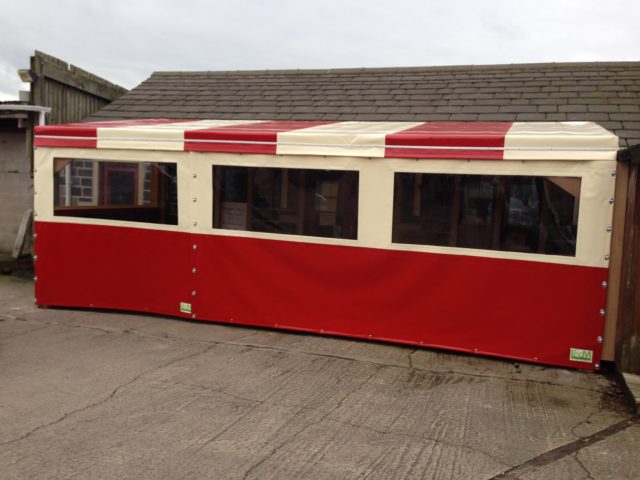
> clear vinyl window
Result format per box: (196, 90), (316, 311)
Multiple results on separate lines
(213, 166), (359, 240)
(53, 159), (178, 225)
(392, 173), (580, 256)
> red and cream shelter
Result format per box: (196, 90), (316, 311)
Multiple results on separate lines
(33, 119), (618, 369)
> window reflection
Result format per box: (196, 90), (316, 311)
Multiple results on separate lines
(393, 173), (580, 256)
(213, 166), (359, 240)
(53, 159), (178, 225)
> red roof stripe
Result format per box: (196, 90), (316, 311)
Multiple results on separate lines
(35, 122), (97, 148)
(385, 122), (513, 160)
(184, 120), (335, 154)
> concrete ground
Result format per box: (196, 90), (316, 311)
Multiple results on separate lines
(0, 274), (638, 480)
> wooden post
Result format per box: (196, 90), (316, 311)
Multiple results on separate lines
(491, 177), (506, 250)
(296, 171), (306, 235)
(449, 176), (462, 247)
(616, 160), (640, 374)
(12, 210), (33, 259)
(602, 161), (629, 361)
(412, 174), (422, 216)
(213, 167), (222, 228)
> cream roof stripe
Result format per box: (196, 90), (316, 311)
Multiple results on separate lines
(503, 122), (619, 161)
(276, 121), (423, 157)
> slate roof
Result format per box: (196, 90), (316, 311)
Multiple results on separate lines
(88, 62), (640, 148)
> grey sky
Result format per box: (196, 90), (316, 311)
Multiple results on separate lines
(0, 0), (638, 100)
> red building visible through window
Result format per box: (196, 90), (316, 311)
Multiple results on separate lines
(100, 163), (139, 205)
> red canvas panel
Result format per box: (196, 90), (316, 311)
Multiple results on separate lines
(194, 235), (606, 370)
(385, 122), (513, 160)
(184, 120), (334, 154)
(34, 222), (195, 320)
(35, 221), (607, 370)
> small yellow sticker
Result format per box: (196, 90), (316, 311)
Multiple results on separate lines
(180, 302), (192, 314)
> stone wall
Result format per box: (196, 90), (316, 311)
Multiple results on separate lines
(56, 160), (96, 206)
(56, 161), (153, 206)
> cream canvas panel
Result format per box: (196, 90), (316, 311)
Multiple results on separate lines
(35, 147), (616, 269)
(195, 150), (614, 269)
(504, 122), (618, 161)
(96, 120), (257, 151)
(277, 121), (422, 157)
(358, 156), (616, 269)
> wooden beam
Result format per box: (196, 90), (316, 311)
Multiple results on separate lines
(40, 63), (126, 102)
(12, 209), (33, 259)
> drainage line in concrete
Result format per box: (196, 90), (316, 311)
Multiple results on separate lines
(488, 417), (638, 479)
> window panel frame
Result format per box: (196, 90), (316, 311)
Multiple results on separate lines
(392, 171), (582, 257)
(52, 158), (179, 226)
(212, 164), (360, 241)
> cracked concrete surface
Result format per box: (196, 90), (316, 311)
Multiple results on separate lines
(0, 275), (638, 479)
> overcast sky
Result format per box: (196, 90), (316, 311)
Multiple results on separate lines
(0, 0), (638, 100)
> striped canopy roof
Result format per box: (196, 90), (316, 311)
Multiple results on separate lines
(34, 119), (618, 161)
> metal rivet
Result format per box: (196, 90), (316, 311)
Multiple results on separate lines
(419, 341), (423, 344)
(192, 290), (196, 297)
(192, 267), (197, 274)
(192, 173), (197, 178)
(606, 225), (612, 232)
(34, 191), (37, 195)
(193, 221), (198, 226)
(604, 254), (610, 261)
(192, 244), (197, 250)
(34, 169), (37, 173)
(533, 357), (538, 361)
(320, 329), (324, 333)
(33, 255), (38, 261)
(33, 276), (38, 281)
(611, 170), (617, 177)
(600, 308), (606, 317)
(602, 281), (608, 288)
(192, 197), (197, 202)
(597, 336), (604, 344)
(192, 314), (196, 319)
(608, 197), (614, 205)
(595, 363), (600, 369)
(368, 334), (372, 339)
(33, 212), (37, 217)
(33, 233), (38, 239)
(274, 323), (278, 327)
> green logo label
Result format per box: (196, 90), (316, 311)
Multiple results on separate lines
(570, 348), (593, 363)
(180, 302), (192, 314)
